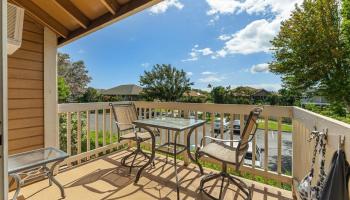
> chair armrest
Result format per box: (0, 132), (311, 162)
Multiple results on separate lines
(116, 122), (137, 133)
(199, 136), (240, 147)
(204, 136), (241, 143)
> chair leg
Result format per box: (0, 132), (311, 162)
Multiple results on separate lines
(200, 173), (221, 190)
(227, 175), (251, 199)
(195, 150), (204, 175)
(129, 149), (139, 174)
(218, 176), (225, 200)
(165, 154), (169, 164)
(140, 150), (155, 167)
(121, 150), (136, 167)
(200, 169), (251, 200)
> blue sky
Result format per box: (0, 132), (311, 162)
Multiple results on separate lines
(59, 0), (301, 91)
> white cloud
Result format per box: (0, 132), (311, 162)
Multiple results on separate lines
(206, 0), (302, 56)
(250, 63), (270, 73)
(218, 34), (231, 41)
(149, 0), (184, 14)
(186, 72), (193, 76)
(206, 0), (241, 15)
(182, 45), (214, 62)
(216, 18), (280, 56)
(208, 15), (220, 25)
(206, 0), (301, 18)
(141, 63), (150, 68)
(78, 49), (85, 54)
(200, 48), (214, 56)
(198, 75), (224, 83)
(198, 71), (226, 83)
(201, 71), (216, 75)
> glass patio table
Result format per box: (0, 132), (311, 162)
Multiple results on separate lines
(133, 117), (206, 200)
(8, 147), (68, 200)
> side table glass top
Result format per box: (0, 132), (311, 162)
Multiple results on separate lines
(133, 117), (205, 131)
(8, 147), (68, 174)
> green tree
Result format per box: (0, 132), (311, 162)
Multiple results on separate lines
(270, 0), (350, 110)
(267, 94), (280, 105)
(139, 64), (193, 101)
(211, 86), (226, 104)
(341, 0), (350, 110)
(278, 88), (300, 106)
(342, 0), (350, 46)
(80, 87), (101, 102)
(57, 52), (92, 101)
(58, 77), (70, 103)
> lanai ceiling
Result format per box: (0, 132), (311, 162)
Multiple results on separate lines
(10, 0), (162, 46)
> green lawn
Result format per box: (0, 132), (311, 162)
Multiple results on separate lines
(78, 130), (119, 152)
(258, 120), (292, 132)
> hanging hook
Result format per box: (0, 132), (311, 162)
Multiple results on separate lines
(308, 130), (320, 142)
(338, 135), (345, 151)
(321, 128), (328, 143)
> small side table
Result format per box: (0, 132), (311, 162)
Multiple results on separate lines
(133, 117), (205, 200)
(8, 147), (69, 200)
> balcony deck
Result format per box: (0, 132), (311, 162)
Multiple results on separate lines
(11, 149), (293, 200)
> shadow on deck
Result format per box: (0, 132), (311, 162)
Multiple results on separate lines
(10, 150), (293, 200)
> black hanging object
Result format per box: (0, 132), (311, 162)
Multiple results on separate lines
(320, 149), (350, 200)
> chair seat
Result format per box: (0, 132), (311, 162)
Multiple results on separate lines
(199, 142), (237, 164)
(120, 131), (153, 140)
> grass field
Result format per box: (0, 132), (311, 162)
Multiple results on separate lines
(257, 120), (292, 132)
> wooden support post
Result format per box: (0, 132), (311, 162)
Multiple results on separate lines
(86, 111), (91, 159)
(77, 112), (81, 163)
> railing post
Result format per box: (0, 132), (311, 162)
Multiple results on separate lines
(66, 112), (71, 156)
(277, 117), (282, 187)
(220, 113), (224, 139)
(77, 112), (82, 164)
(292, 119), (298, 199)
(194, 111), (198, 148)
(86, 110), (91, 159)
(66, 112), (72, 167)
(203, 112), (207, 146)
(94, 109), (98, 157)
(109, 108), (113, 145)
(264, 116), (269, 172)
(183, 109), (190, 166)
(210, 113), (214, 138)
(102, 109), (106, 153)
(229, 113), (234, 147)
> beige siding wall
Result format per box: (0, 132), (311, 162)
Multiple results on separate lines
(8, 13), (44, 155)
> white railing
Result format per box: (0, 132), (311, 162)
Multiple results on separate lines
(58, 101), (294, 185)
(57, 102), (128, 167)
(292, 107), (350, 191)
(134, 102), (293, 184)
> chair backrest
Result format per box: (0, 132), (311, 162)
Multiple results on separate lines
(236, 107), (263, 165)
(109, 102), (138, 132)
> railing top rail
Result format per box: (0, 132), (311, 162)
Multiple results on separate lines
(293, 106), (350, 132)
(58, 101), (127, 113)
(58, 101), (293, 118)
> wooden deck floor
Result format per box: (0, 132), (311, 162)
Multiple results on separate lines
(10, 150), (293, 200)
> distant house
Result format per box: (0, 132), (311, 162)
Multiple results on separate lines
(230, 87), (271, 101)
(251, 89), (271, 100)
(301, 95), (329, 106)
(102, 84), (143, 101)
(184, 90), (203, 97)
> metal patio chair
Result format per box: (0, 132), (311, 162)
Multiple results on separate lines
(109, 102), (156, 173)
(195, 107), (263, 200)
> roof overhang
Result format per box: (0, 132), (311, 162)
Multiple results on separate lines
(10, 0), (162, 47)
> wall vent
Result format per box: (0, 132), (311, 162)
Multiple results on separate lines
(7, 3), (24, 55)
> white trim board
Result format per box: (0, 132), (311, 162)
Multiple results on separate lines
(44, 27), (58, 148)
(0, 1), (8, 199)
